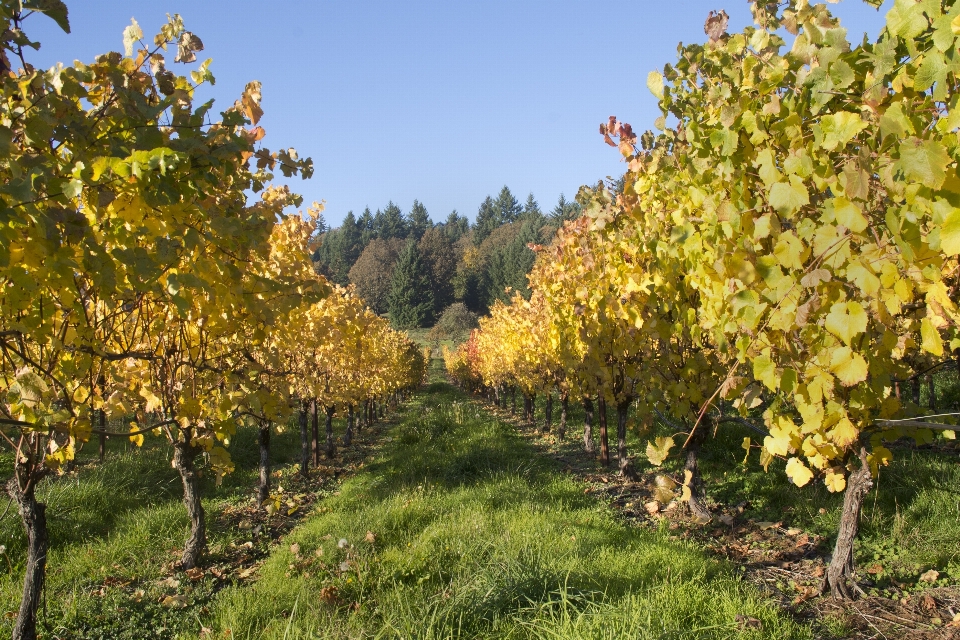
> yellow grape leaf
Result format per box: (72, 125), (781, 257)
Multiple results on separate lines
(646, 436), (674, 466)
(774, 231), (805, 269)
(823, 468), (846, 493)
(937, 205), (960, 255)
(760, 448), (774, 471)
(828, 417), (859, 447)
(785, 457), (814, 487)
(868, 446), (893, 476)
(832, 196), (868, 233)
(829, 346), (869, 386)
(129, 423), (144, 447)
(769, 178), (810, 216)
(741, 437), (751, 464)
(920, 317), (944, 356)
(680, 469), (694, 503)
(647, 70), (664, 99)
(825, 301), (868, 345)
(140, 387), (163, 413)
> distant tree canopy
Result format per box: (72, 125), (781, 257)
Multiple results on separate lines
(348, 238), (405, 315)
(313, 187), (582, 328)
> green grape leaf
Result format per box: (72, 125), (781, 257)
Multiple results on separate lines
(753, 353), (779, 391)
(22, 0), (70, 34)
(820, 112), (867, 151)
(897, 137), (951, 190)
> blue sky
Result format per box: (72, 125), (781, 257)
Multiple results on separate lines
(26, 1), (890, 227)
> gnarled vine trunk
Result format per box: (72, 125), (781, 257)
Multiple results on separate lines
(257, 420), (271, 507)
(682, 424), (712, 523)
(8, 476), (47, 640)
(325, 405), (336, 459)
(558, 395), (568, 441)
(543, 393), (553, 434)
(822, 448), (873, 600)
(299, 400), (310, 477)
(173, 439), (206, 570)
(582, 397), (595, 454)
(616, 399), (638, 479)
(511, 387), (516, 415)
(598, 396), (610, 466)
(344, 405), (354, 446)
(311, 398), (320, 467)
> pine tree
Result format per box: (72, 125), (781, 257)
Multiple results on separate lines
(376, 201), (407, 240)
(359, 207), (376, 246)
(313, 211), (362, 285)
(443, 210), (470, 242)
(494, 186), (522, 224)
(473, 196), (498, 245)
(388, 240), (435, 329)
(550, 193), (581, 224)
(408, 199), (431, 240)
(522, 193), (541, 218)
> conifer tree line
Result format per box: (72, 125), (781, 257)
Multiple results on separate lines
(311, 187), (582, 328)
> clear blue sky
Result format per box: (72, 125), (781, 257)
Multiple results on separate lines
(25, 1), (890, 227)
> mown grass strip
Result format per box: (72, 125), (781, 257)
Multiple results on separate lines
(203, 382), (811, 639)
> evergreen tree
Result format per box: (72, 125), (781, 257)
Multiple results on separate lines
(494, 185), (522, 224)
(358, 207), (376, 247)
(314, 210), (329, 235)
(473, 196), (498, 246)
(522, 193), (541, 218)
(388, 240), (435, 329)
(484, 218), (540, 306)
(375, 201), (407, 240)
(408, 199), (431, 240)
(313, 211), (362, 285)
(550, 193), (581, 224)
(443, 210), (470, 242)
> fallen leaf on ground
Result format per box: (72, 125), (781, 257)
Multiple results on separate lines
(920, 569), (940, 583)
(735, 614), (762, 630)
(161, 595), (188, 608)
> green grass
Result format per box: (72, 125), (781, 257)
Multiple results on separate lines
(522, 387), (960, 591)
(201, 383), (810, 639)
(0, 416), (327, 638)
(2, 353), (953, 638)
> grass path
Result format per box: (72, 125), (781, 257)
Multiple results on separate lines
(202, 381), (810, 639)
